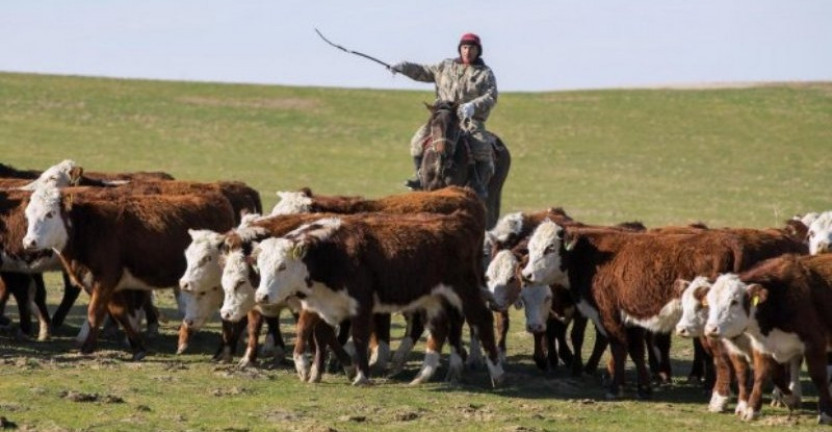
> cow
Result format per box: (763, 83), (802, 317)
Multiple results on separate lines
(21, 183), (236, 359)
(520, 220), (807, 399)
(675, 276), (801, 416)
(263, 186), (487, 370)
(704, 254), (832, 424)
(252, 211), (504, 387)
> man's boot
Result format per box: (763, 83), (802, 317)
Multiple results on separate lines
(472, 160), (493, 200)
(404, 155), (423, 190)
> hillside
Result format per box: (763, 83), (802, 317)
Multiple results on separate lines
(2, 72), (830, 227)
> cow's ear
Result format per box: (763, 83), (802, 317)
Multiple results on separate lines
(291, 243), (307, 260)
(693, 285), (710, 305)
(673, 279), (690, 298)
(69, 166), (84, 186)
(747, 283), (768, 306)
(62, 193), (74, 212)
(245, 254), (259, 274)
(563, 231), (578, 251)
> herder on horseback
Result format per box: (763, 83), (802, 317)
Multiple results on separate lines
(392, 32), (498, 200)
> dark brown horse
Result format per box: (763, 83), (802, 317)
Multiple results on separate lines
(417, 101), (510, 229)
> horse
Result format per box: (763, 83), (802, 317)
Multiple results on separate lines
(417, 101), (510, 230)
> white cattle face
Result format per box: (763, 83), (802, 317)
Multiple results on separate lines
(521, 284), (552, 334)
(253, 237), (310, 305)
(22, 185), (69, 252)
(485, 250), (521, 310)
(181, 286), (223, 329)
(180, 229), (226, 293)
(219, 250), (258, 322)
(520, 220), (567, 286)
(808, 211), (832, 255)
(704, 274), (766, 338)
(675, 276), (712, 338)
(270, 191), (312, 215)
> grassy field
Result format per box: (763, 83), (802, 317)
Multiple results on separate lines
(1, 72), (831, 431)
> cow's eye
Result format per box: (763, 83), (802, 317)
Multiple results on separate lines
(46, 211), (54, 219)
(277, 263), (287, 272)
(730, 299), (739, 307)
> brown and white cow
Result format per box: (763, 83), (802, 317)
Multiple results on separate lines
(253, 210), (503, 387)
(520, 220), (807, 399)
(704, 254), (832, 424)
(21, 183), (236, 359)
(675, 276), (802, 417)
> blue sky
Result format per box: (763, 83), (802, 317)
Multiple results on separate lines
(1, 0), (830, 92)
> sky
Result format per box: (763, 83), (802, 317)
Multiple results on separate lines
(1, 0), (830, 92)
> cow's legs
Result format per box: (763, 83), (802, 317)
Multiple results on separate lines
(213, 317), (247, 362)
(107, 292), (147, 361)
(239, 309), (265, 368)
(570, 314), (588, 375)
(730, 352), (752, 416)
(370, 313), (391, 373)
(391, 311), (425, 376)
(80, 284), (111, 354)
(349, 311), (373, 386)
(626, 326), (652, 399)
(495, 310), (509, 364)
(551, 317), (572, 368)
(411, 316), (448, 385)
(585, 325), (609, 375)
(444, 306), (466, 383)
(707, 339), (733, 413)
(260, 315), (284, 359)
(51, 271), (81, 329)
(177, 324), (193, 355)
(463, 296), (505, 387)
(607, 337), (628, 399)
(532, 331), (548, 371)
(293, 309), (317, 382)
(30, 274), (51, 341)
(803, 342), (832, 424)
(310, 318), (355, 382)
(647, 332), (672, 384)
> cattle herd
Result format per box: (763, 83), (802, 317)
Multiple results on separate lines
(2, 160), (832, 424)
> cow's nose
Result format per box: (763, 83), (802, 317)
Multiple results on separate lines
(526, 323), (545, 334)
(255, 293), (269, 304)
(676, 327), (689, 337)
(705, 325), (720, 337)
(183, 318), (194, 328)
(521, 272), (533, 284)
(180, 280), (191, 292)
(819, 242), (830, 253)
(221, 311), (232, 321)
(23, 238), (37, 251)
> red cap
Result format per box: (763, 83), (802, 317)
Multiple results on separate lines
(458, 33), (482, 58)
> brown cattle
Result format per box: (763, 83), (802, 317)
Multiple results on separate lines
(521, 222), (807, 399)
(705, 254), (832, 423)
(252, 210), (503, 386)
(22, 184), (236, 359)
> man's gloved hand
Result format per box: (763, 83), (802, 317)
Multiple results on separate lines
(458, 102), (475, 120)
(390, 62), (406, 74)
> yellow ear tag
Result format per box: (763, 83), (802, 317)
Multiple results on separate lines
(752, 296), (759, 307)
(701, 298), (708, 307)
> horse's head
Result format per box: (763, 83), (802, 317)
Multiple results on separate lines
(419, 101), (467, 189)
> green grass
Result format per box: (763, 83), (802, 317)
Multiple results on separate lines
(1, 72), (831, 431)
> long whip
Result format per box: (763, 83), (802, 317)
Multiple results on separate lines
(314, 28), (392, 70)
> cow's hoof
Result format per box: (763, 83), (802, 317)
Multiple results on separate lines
(636, 385), (653, 400)
(734, 400), (748, 417)
(740, 407), (760, 422)
(237, 358), (252, 369)
(343, 365), (357, 381)
(818, 412), (832, 425)
(132, 351), (147, 362)
(176, 344), (188, 355)
(308, 364), (322, 383)
(707, 392), (729, 413)
(490, 373), (505, 388)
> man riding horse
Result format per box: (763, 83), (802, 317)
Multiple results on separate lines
(393, 32), (497, 200)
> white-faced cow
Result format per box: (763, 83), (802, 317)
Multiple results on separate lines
(21, 183), (235, 359)
(253, 210), (503, 387)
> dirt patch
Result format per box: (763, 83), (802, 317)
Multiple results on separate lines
(177, 96), (321, 111)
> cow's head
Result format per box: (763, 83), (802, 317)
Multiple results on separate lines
(22, 184), (69, 252)
(20, 159), (78, 191)
(674, 276), (712, 338)
(180, 229), (226, 293)
(808, 211), (832, 255)
(704, 273), (767, 338)
(219, 249), (259, 322)
(520, 283), (552, 334)
(270, 191), (312, 215)
(253, 237), (311, 306)
(181, 286), (223, 330)
(520, 220), (568, 286)
(485, 249), (522, 310)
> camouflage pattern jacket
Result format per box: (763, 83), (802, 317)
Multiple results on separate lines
(396, 58), (498, 122)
